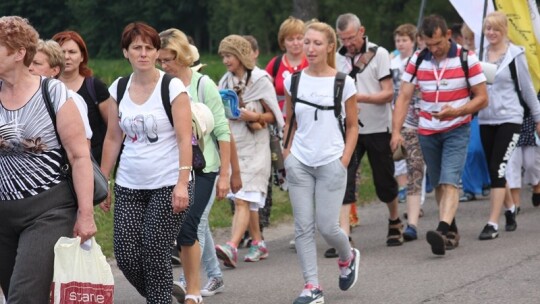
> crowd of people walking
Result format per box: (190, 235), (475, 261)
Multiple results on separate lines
(1, 8), (539, 304)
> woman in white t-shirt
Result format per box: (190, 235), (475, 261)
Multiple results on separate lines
(99, 22), (193, 303)
(282, 21), (359, 304)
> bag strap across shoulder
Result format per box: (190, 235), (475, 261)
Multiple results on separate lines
(508, 59), (530, 116)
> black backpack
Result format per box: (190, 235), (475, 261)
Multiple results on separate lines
(283, 71), (347, 149)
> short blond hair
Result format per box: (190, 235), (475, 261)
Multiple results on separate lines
(278, 16), (305, 51)
(36, 39), (65, 76)
(483, 11), (508, 36)
(159, 28), (194, 67)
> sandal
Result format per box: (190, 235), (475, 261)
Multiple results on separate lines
(386, 221), (404, 246)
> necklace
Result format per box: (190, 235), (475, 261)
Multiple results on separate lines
(283, 55), (300, 72)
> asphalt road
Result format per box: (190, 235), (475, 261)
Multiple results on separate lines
(6, 188), (536, 304)
(112, 187), (540, 304)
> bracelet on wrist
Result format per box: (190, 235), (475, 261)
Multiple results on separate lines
(179, 166), (193, 171)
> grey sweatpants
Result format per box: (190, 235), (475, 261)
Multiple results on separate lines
(285, 155), (352, 286)
(0, 181), (77, 304)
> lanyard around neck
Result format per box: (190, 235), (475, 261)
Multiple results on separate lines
(432, 58), (449, 103)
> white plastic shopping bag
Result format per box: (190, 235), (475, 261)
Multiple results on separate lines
(50, 237), (114, 304)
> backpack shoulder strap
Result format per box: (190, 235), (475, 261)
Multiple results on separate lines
(333, 72), (346, 118)
(410, 48), (429, 82)
(272, 55), (283, 81)
(283, 71), (302, 149)
(508, 59), (529, 115)
(196, 74), (207, 104)
(116, 76), (130, 105)
(334, 72), (347, 139)
(85, 76), (98, 105)
(161, 73), (174, 126)
(290, 71), (301, 109)
(460, 48), (470, 92)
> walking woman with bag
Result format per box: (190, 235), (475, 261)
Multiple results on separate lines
(282, 21), (360, 304)
(477, 11), (540, 240)
(159, 28), (233, 304)
(99, 22), (193, 303)
(0, 16), (96, 304)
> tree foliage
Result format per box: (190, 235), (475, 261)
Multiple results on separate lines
(1, 0), (462, 58)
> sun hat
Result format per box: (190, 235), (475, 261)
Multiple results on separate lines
(189, 44), (207, 72)
(191, 102), (215, 151)
(218, 35), (255, 70)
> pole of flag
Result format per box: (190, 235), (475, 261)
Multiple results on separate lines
(477, 0), (490, 59)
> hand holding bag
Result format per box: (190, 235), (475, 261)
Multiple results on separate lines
(50, 237), (114, 304)
(42, 78), (108, 205)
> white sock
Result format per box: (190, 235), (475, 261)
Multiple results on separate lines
(487, 221), (499, 231)
(506, 205), (516, 213)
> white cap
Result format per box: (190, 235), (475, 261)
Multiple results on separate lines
(189, 45), (207, 72)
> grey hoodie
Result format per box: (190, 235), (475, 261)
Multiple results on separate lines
(478, 43), (540, 125)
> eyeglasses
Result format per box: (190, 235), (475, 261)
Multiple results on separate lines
(157, 57), (176, 65)
(338, 30), (360, 44)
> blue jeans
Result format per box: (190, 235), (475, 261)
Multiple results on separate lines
(198, 177), (222, 279)
(285, 155), (352, 286)
(419, 123), (470, 188)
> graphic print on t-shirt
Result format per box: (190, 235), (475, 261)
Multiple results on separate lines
(121, 113), (159, 144)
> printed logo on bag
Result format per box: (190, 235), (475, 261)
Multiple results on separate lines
(54, 282), (114, 303)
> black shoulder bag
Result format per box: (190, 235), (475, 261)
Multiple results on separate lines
(42, 78), (108, 205)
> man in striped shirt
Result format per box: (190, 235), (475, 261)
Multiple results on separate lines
(391, 14), (488, 256)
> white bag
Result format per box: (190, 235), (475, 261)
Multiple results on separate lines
(50, 237), (114, 304)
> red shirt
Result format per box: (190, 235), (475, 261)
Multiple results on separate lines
(265, 55), (309, 113)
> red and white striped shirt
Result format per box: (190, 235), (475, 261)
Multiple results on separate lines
(402, 42), (486, 135)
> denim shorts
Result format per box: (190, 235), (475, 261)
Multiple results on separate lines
(418, 123), (470, 188)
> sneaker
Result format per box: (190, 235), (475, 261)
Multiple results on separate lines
(459, 192), (476, 202)
(244, 241), (269, 262)
(324, 248), (338, 258)
(200, 277), (224, 297)
(289, 239), (296, 249)
(386, 219), (404, 246)
(403, 225), (418, 241)
(398, 188), (407, 204)
(478, 224), (498, 240)
(215, 244), (238, 268)
(504, 210), (517, 231)
(426, 230), (446, 255)
(293, 284), (324, 304)
(445, 231), (460, 250)
(172, 279), (187, 303)
(338, 248), (360, 291)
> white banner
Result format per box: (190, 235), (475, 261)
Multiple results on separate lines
(450, 0), (495, 50)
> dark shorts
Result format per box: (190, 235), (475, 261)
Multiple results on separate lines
(343, 132), (398, 204)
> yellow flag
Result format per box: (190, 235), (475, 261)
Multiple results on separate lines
(494, 0), (540, 92)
